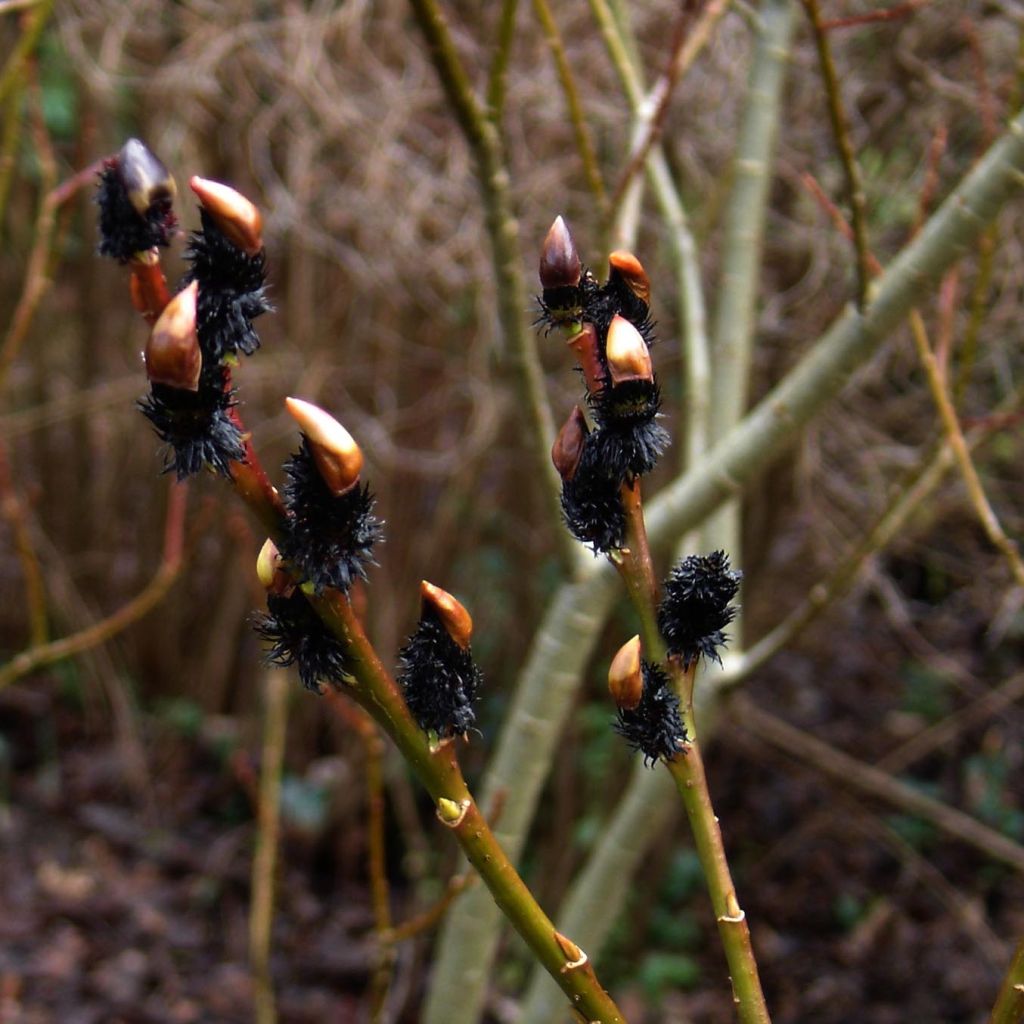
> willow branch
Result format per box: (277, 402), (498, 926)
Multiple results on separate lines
(909, 309), (1024, 587)
(408, 0), (572, 565)
(531, 0), (609, 220)
(802, 0), (872, 309)
(470, 103), (1024, 1024)
(990, 939), (1024, 1024)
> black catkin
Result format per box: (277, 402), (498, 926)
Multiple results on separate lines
(253, 591), (351, 693)
(614, 661), (687, 767)
(560, 430), (626, 554)
(399, 606), (482, 739)
(138, 364), (246, 480)
(96, 162), (176, 263)
(184, 209), (270, 361)
(658, 551), (743, 668)
(278, 439), (382, 594)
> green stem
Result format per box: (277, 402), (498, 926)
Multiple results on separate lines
(990, 939), (1024, 1024)
(250, 668), (289, 1024)
(310, 593), (627, 1023)
(664, 729), (769, 1024)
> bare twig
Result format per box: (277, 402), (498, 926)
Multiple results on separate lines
(610, 0), (731, 214)
(820, 1), (926, 32)
(531, 0), (609, 220)
(0, 440), (47, 646)
(908, 309), (1024, 589)
(802, 0), (872, 308)
(0, 481), (189, 691)
(250, 668), (289, 1024)
(734, 695), (1024, 874)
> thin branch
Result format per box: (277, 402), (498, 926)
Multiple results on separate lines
(531, 0), (609, 220)
(0, 0), (52, 108)
(0, 482), (189, 691)
(820, 0), (926, 32)
(610, 0), (731, 214)
(909, 309), (1024, 588)
(802, 0), (872, 309)
(408, 0), (572, 567)
(250, 668), (289, 1024)
(0, 440), (47, 646)
(734, 695), (1024, 874)
(486, 0), (519, 121)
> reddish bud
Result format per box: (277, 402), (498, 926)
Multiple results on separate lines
(420, 580), (474, 650)
(551, 406), (588, 482)
(608, 635), (643, 710)
(145, 281), (202, 390)
(567, 323), (607, 396)
(605, 314), (653, 385)
(540, 216), (581, 290)
(608, 250), (650, 304)
(285, 397), (363, 496)
(189, 176), (263, 255)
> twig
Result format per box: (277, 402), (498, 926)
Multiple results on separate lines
(250, 668), (289, 1024)
(610, 0), (731, 215)
(531, 0), (609, 221)
(704, 0), (795, 566)
(664, 697), (770, 1024)
(820, 0), (926, 32)
(0, 481), (189, 691)
(802, 0), (872, 309)
(990, 939), (1024, 1024)
(486, 0), (519, 121)
(610, 485), (771, 1022)
(383, 872), (476, 944)
(0, 0), (52, 108)
(908, 309), (1024, 589)
(733, 695), (1024, 874)
(408, 0), (573, 568)
(0, 440), (47, 646)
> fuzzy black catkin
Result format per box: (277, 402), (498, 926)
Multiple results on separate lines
(253, 591), (351, 693)
(278, 439), (382, 595)
(96, 162), (176, 263)
(399, 606), (482, 739)
(658, 551), (743, 667)
(614, 661), (687, 767)
(560, 430), (626, 554)
(138, 364), (246, 480)
(184, 209), (270, 361)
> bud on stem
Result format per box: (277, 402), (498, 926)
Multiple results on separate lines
(608, 250), (650, 304)
(608, 635), (643, 710)
(539, 215), (581, 290)
(119, 138), (177, 218)
(145, 281), (202, 390)
(420, 580), (474, 650)
(284, 397), (364, 496)
(189, 176), (264, 255)
(605, 315), (653, 386)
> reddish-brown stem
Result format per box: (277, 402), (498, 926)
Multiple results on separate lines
(129, 251), (173, 324)
(820, 1), (926, 31)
